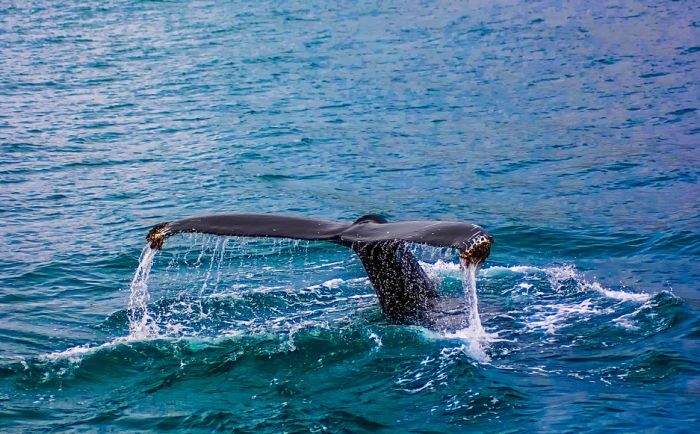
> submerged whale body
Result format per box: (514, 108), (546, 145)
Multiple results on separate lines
(146, 214), (492, 324)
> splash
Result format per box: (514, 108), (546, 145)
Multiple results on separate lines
(127, 246), (159, 338)
(34, 245), (163, 364)
(416, 258), (493, 361)
(461, 263), (485, 335)
(455, 263), (490, 361)
(419, 259), (461, 287)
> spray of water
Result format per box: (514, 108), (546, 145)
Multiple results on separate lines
(125, 237), (491, 363)
(461, 263), (485, 336)
(127, 246), (159, 338)
(449, 262), (490, 361)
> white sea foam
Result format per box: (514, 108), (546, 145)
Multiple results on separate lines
(39, 343), (104, 364)
(321, 278), (344, 289)
(526, 298), (608, 334)
(482, 263), (650, 303)
(307, 276), (370, 290)
(39, 336), (140, 364)
(419, 260), (461, 289)
(585, 281), (650, 302)
(612, 313), (639, 330)
(612, 296), (664, 329)
(419, 259), (461, 276)
(480, 265), (541, 276)
(368, 331), (383, 350)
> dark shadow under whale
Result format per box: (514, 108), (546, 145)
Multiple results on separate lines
(146, 214), (492, 324)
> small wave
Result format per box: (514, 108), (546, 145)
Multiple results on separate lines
(307, 277), (368, 290)
(613, 291), (681, 332)
(587, 281), (649, 302)
(38, 336), (136, 364)
(26, 321), (406, 376)
(526, 298), (612, 334)
(482, 264), (650, 302)
(598, 349), (699, 384)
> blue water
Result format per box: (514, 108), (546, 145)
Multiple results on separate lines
(1, 0), (699, 431)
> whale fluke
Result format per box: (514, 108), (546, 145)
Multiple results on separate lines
(146, 214), (492, 323)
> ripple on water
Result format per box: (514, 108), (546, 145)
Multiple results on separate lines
(1, 0), (699, 430)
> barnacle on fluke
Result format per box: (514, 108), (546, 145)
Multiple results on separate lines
(146, 222), (170, 250)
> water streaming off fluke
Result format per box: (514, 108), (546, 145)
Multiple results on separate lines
(127, 246), (159, 338)
(461, 263), (485, 336)
(122, 235), (672, 373)
(124, 237), (492, 357)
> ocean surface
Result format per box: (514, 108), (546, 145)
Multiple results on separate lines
(1, 0), (699, 432)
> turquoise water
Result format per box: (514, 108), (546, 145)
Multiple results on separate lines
(1, 0), (699, 431)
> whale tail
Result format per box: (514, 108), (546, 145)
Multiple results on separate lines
(145, 213), (492, 323)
